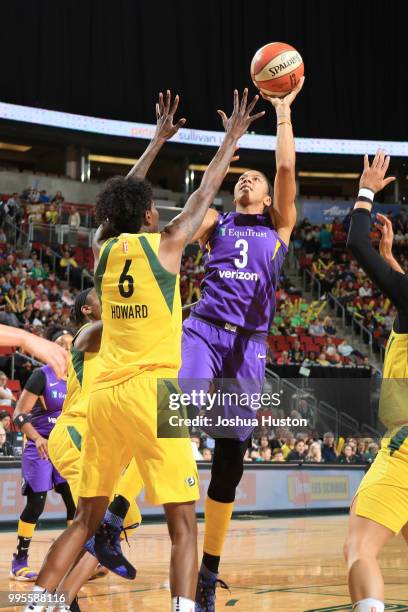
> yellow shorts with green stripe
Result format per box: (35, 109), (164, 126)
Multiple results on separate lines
(355, 434), (408, 534)
(48, 419), (143, 529)
(78, 371), (199, 505)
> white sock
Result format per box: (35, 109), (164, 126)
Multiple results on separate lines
(172, 596), (195, 612)
(23, 586), (51, 612)
(353, 598), (384, 612)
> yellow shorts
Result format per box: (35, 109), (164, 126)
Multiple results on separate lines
(49, 419), (143, 529)
(78, 372), (199, 505)
(355, 445), (408, 534)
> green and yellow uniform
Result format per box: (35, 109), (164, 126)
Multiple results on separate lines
(78, 233), (199, 505)
(48, 324), (142, 528)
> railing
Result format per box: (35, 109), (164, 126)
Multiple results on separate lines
(351, 314), (373, 356)
(28, 222), (94, 248)
(302, 268), (322, 300)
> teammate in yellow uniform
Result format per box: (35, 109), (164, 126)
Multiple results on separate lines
(345, 150), (408, 612)
(46, 288), (143, 607)
(28, 89), (264, 612)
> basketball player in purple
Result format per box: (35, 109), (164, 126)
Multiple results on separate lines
(180, 76), (305, 611)
(10, 328), (76, 581)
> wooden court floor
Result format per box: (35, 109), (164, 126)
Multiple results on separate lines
(0, 515), (407, 611)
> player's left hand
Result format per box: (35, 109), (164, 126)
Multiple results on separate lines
(261, 75), (305, 109)
(360, 150), (396, 194)
(374, 212), (395, 259)
(154, 90), (186, 142)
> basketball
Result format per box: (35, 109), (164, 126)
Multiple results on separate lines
(250, 42), (304, 98)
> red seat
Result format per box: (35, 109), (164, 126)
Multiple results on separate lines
(0, 346), (15, 356)
(8, 380), (21, 393)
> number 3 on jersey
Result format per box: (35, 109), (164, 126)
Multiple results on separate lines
(234, 239), (248, 269)
(118, 259), (134, 298)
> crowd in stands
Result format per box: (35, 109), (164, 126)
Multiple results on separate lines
(296, 213), (408, 354)
(192, 430), (379, 465)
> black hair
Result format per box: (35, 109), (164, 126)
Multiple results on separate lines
(45, 325), (72, 342)
(71, 287), (94, 326)
(95, 176), (153, 235)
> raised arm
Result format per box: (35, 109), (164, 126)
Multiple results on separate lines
(346, 151), (408, 309)
(263, 77), (304, 246)
(159, 90), (265, 273)
(374, 213), (405, 274)
(127, 90), (186, 181)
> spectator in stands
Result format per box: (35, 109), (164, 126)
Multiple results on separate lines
(308, 316), (325, 337)
(0, 303), (20, 327)
(48, 285), (61, 304)
(288, 340), (305, 362)
(258, 435), (270, 451)
(0, 409), (12, 439)
(354, 440), (369, 464)
(31, 261), (48, 281)
(367, 442), (379, 463)
(23, 251), (39, 271)
(323, 316), (337, 336)
(201, 448), (212, 462)
(51, 191), (65, 207)
(0, 424), (13, 456)
(322, 432), (338, 462)
(305, 441), (323, 463)
(259, 447), (272, 461)
(286, 439), (306, 461)
(61, 289), (74, 307)
(277, 350), (290, 365)
(59, 250), (78, 273)
(317, 352), (330, 367)
(0, 372), (15, 407)
(318, 225), (332, 250)
(338, 444), (356, 464)
(45, 203), (59, 225)
(302, 351), (319, 367)
(250, 449), (261, 461)
(358, 280), (373, 298)
(271, 449), (285, 462)
(337, 339), (354, 357)
(0, 228), (6, 242)
(39, 190), (50, 204)
(68, 206), (81, 230)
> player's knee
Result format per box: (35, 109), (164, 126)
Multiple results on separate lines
(343, 534), (378, 567)
(21, 492), (47, 523)
(166, 504), (197, 546)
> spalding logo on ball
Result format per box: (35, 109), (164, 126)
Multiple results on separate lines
(251, 42), (304, 97)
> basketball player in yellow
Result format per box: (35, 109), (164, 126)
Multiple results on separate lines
(27, 89), (265, 612)
(46, 288), (143, 609)
(345, 150), (408, 612)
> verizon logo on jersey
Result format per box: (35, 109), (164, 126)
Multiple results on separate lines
(218, 269), (259, 281)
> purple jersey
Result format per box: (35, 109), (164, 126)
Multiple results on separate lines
(193, 212), (287, 332)
(30, 365), (67, 438)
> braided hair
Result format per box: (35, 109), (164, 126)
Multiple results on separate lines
(71, 288), (94, 326)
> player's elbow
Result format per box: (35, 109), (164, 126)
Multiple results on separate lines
(276, 160), (295, 176)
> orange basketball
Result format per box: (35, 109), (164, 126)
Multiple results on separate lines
(250, 42), (304, 98)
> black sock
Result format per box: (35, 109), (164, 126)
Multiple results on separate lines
(69, 596), (81, 612)
(16, 536), (31, 559)
(108, 494), (130, 520)
(202, 552), (221, 574)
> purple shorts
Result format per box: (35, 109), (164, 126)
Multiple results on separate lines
(180, 315), (267, 441)
(21, 440), (66, 495)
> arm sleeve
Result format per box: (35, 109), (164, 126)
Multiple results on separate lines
(346, 208), (408, 309)
(24, 369), (46, 396)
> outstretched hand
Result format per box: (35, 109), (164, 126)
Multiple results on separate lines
(154, 90), (186, 142)
(217, 89), (265, 140)
(359, 150), (396, 194)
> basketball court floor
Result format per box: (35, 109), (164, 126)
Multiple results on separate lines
(0, 515), (407, 611)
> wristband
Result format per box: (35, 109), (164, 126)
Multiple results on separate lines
(358, 188), (375, 202)
(13, 413), (30, 429)
(277, 120), (292, 126)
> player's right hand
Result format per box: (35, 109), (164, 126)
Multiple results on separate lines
(154, 90), (186, 142)
(35, 436), (49, 460)
(217, 89), (265, 140)
(20, 331), (68, 379)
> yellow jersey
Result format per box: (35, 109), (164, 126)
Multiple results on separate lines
(93, 232), (181, 389)
(59, 323), (100, 422)
(379, 328), (408, 460)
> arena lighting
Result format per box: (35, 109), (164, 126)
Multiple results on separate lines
(1, 100), (408, 156)
(188, 163), (249, 175)
(0, 141), (31, 152)
(298, 171), (360, 179)
(89, 154), (138, 165)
